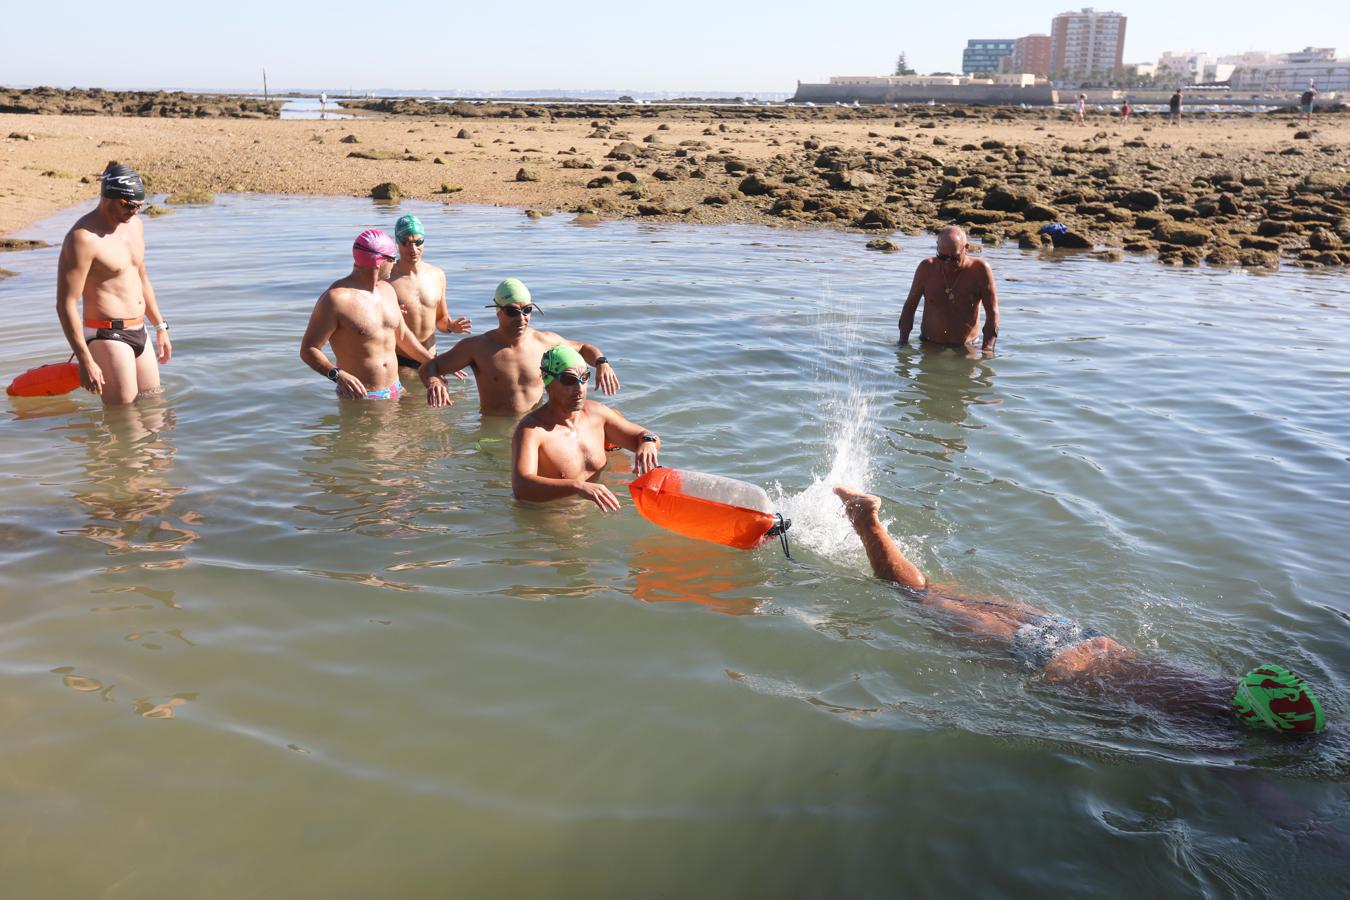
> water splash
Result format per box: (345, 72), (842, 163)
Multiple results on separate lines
(771, 286), (879, 562)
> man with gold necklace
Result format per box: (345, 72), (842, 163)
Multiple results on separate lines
(898, 225), (1000, 352)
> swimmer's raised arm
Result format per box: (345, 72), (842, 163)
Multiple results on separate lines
(562, 337), (619, 395)
(434, 272), (472, 334)
(835, 486), (926, 590)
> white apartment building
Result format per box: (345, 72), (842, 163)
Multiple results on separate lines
(1050, 8), (1128, 79)
(1228, 47), (1350, 91)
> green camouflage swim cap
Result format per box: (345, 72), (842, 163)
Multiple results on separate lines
(540, 344), (586, 386)
(493, 278), (532, 307)
(395, 214), (424, 242)
(1232, 664), (1325, 734)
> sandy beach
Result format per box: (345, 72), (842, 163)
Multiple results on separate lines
(3, 101), (1348, 267)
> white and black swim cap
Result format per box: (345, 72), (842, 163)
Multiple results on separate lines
(101, 164), (145, 201)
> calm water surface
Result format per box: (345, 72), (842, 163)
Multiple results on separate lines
(1, 197), (1348, 898)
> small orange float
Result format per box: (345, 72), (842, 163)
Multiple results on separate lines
(8, 360), (81, 397)
(628, 467), (791, 553)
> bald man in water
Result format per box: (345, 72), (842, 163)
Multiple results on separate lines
(899, 226), (999, 352)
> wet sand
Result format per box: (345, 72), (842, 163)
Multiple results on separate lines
(2, 104), (1348, 267)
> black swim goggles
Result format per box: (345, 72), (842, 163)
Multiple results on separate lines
(489, 304), (539, 318)
(552, 369), (590, 387)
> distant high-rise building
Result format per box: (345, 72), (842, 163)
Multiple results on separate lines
(962, 39), (1015, 76)
(1010, 34), (1052, 77)
(1050, 8), (1127, 80)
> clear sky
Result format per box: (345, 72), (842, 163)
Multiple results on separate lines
(2, 1), (1344, 93)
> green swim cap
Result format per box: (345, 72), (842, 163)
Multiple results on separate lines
(540, 344), (587, 386)
(395, 214), (424, 242)
(494, 278), (532, 307)
(1232, 664), (1325, 734)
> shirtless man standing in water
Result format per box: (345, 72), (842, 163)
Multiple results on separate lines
(300, 230), (449, 404)
(899, 226), (999, 352)
(56, 165), (173, 405)
(387, 214), (471, 370)
(421, 278), (619, 416)
(511, 345), (659, 510)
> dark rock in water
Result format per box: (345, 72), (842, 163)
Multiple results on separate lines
(1206, 246), (1241, 266)
(982, 185), (1032, 213)
(1119, 189), (1162, 211)
(1018, 234), (1043, 249)
(1093, 249), (1125, 262)
(515, 168), (540, 182)
(1238, 249), (1279, 269)
(586, 175), (614, 189)
(858, 207), (897, 229)
(865, 238), (898, 252)
(1154, 221), (1211, 246)
(1052, 231), (1093, 249)
(339, 134), (359, 143)
(371, 182), (402, 201)
(0, 238), (49, 252)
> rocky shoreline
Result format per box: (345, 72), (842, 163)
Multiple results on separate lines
(0, 86), (281, 118)
(2, 100), (1347, 268)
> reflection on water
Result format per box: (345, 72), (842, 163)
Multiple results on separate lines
(1, 198), (1348, 896)
(62, 401), (200, 564)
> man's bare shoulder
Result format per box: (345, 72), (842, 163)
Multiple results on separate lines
(967, 257), (995, 275)
(515, 407), (549, 433)
(529, 328), (568, 347)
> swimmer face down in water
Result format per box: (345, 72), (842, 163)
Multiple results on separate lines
(832, 485), (1326, 737)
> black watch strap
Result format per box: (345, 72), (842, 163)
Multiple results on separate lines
(594, 356), (609, 366)
(327, 367), (340, 382)
(640, 433), (658, 443)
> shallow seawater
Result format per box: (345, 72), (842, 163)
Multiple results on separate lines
(1, 197), (1348, 897)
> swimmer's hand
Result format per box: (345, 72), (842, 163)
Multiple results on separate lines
(634, 442), (658, 476)
(575, 480), (622, 511)
(78, 358), (105, 395)
(595, 361), (620, 396)
(425, 376), (452, 408)
(157, 330), (172, 364)
(445, 316), (471, 334)
(333, 370), (367, 400)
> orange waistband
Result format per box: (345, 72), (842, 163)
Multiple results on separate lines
(84, 316), (144, 330)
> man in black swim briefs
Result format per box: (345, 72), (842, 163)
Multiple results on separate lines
(56, 164), (173, 405)
(832, 485), (1328, 737)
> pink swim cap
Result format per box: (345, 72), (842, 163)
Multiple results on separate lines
(352, 229), (397, 267)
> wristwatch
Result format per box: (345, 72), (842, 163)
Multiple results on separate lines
(594, 356), (610, 367)
(640, 433), (658, 444)
(327, 367), (341, 382)
(154, 321), (170, 332)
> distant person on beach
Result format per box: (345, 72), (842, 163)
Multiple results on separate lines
(1120, 99), (1132, 122)
(420, 278), (620, 416)
(386, 214), (471, 371)
(1075, 93), (1087, 125)
(320, 92), (327, 116)
(1301, 84), (1318, 124)
(55, 164), (172, 406)
(898, 226), (999, 353)
(300, 229), (449, 403)
(832, 485), (1328, 737)
(511, 344), (659, 510)
(1169, 89), (1183, 126)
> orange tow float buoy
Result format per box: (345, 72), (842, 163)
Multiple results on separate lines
(628, 467), (792, 554)
(7, 360), (81, 397)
